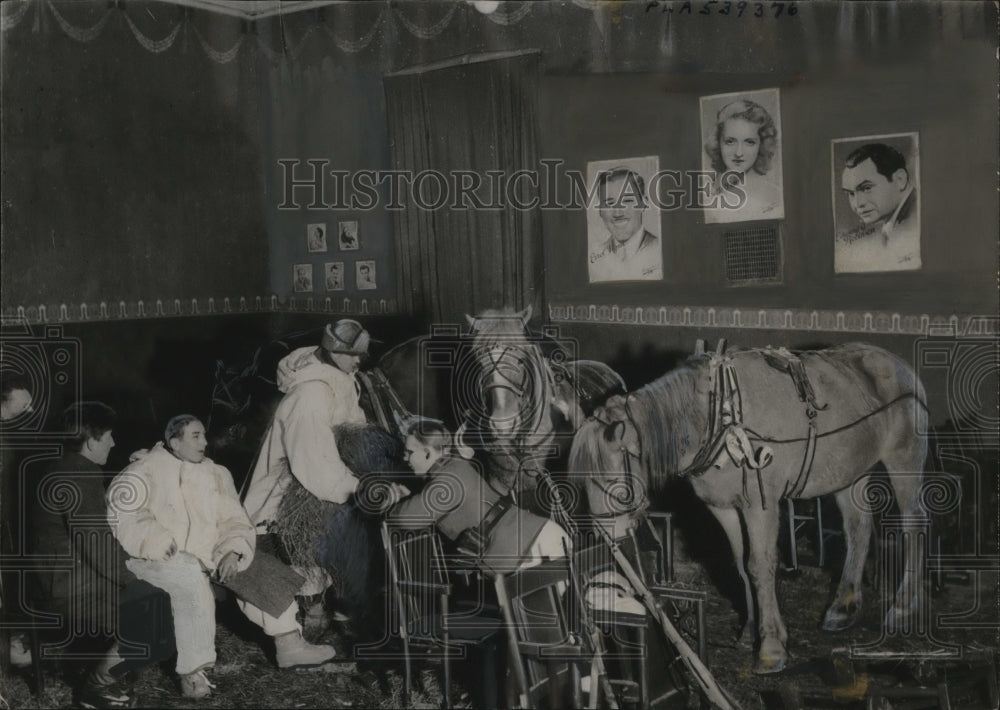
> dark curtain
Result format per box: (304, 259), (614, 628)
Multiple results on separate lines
(385, 51), (542, 324)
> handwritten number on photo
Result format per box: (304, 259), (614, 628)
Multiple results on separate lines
(645, 0), (797, 16)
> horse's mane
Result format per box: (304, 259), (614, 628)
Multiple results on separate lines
(627, 360), (706, 494)
(568, 417), (612, 481)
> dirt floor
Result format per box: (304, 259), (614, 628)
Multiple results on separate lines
(2, 536), (997, 710)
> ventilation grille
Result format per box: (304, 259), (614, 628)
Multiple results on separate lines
(724, 225), (782, 285)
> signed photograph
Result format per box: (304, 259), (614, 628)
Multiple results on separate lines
(832, 132), (921, 273)
(338, 220), (359, 251)
(586, 155), (663, 283)
(355, 260), (376, 290)
(306, 222), (327, 252)
(291, 263), (312, 293)
(700, 87), (785, 223)
(324, 261), (344, 291)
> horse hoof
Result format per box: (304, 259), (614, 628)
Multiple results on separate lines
(822, 603), (860, 632)
(753, 654), (787, 675)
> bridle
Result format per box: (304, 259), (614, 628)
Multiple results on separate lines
(587, 398), (648, 519)
(473, 340), (552, 450)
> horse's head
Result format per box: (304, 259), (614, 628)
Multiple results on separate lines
(568, 396), (649, 517)
(464, 305), (549, 441)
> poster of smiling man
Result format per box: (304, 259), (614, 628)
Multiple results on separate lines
(586, 155), (662, 283)
(700, 88), (785, 223)
(832, 132), (921, 273)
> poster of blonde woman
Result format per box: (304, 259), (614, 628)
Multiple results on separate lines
(586, 156), (663, 283)
(700, 88), (784, 223)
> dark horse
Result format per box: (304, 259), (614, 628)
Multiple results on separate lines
(569, 342), (929, 674)
(378, 305), (627, 512)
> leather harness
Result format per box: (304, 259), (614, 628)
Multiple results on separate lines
(676, 341), (828, 510)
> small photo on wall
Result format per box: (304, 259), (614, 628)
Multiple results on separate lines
(832, 132), (921, 273)
(585, 155), (662, 284)
(699, 88), (784, 223)
(324, 261), (344, 291)
(306, 223), (327, 252)
(356, 260), (376, 290)
(292, 263), (313, 293)
(338, 221), (359, 251)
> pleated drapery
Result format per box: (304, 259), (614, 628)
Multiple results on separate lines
(385, 51), (542, 324)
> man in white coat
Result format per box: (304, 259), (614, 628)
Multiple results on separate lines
(242, 319), (371, 622)
(108, 415), (337, 700)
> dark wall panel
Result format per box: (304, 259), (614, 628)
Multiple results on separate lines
(538, 3), (997, 317)
(1, 5), (269, 311)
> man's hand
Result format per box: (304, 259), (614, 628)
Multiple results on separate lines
(215, 551), (241, 584)
(388, 482), (411, 507)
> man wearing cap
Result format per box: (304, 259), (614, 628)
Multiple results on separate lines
(242, 319), (372, 615)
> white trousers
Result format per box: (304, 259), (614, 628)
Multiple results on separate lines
(126, 554), (216, 675)
(128, 553), (304, 673)
(237, 597), (300, 636)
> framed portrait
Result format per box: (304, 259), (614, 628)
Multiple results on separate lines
(306, 222), (327, 252)
(338, 220), (360, 251)
(585, 155), (662, 284)
(832, 132), (921, 274)
(324, 261), (344, 291)
(355, 260), (376, 290)
(292, 263), (313, 293)
(699, 88), (785, 224)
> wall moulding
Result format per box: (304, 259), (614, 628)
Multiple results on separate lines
(2, 297), (399, 325)
(548, 302), (998, 338)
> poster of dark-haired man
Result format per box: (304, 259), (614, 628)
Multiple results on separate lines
(833, 132), (921, 273)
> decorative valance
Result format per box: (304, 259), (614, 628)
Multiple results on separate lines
(0, 0), (558, 62)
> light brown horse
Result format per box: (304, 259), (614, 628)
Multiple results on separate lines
(461, 305), (625, 496)
(569, 342), (929, 674)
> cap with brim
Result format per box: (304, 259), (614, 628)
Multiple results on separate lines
(321, 319), (373, 355)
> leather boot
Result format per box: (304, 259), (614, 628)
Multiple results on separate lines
(274, 630), (336, 670)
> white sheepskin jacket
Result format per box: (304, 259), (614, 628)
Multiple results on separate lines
(242, 346), (367, 526)
(107, 447), (255, 572)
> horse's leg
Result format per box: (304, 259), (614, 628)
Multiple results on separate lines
(707, 505), (756, 645)
(742, 505), (787, 674)
(883, 451), (927, 632)
(822, 486), (873, 631)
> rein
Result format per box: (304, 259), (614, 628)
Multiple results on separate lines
(587, 404), (647, 520)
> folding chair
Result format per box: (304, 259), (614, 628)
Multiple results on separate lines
(494, 557), (587, 709)
(784, 496), (842, 570)
(381, 521), (502, 708)
(0, 580), (45, 696)
(577, 522), (707, 663)
(644, 512), (675, 585)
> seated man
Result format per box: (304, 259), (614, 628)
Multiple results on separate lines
(107, 415), (336, 701)
(28, 401), (176, 709)
(385, 419), (570, 573)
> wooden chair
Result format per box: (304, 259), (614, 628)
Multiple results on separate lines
(575, 522), (707, 662)
(0, 574), (45, 696)
(380, 521), (502, 708)
(494, 557), (587, 709)
(571, 536), (703, 710)
(784, 496), (843, 570)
